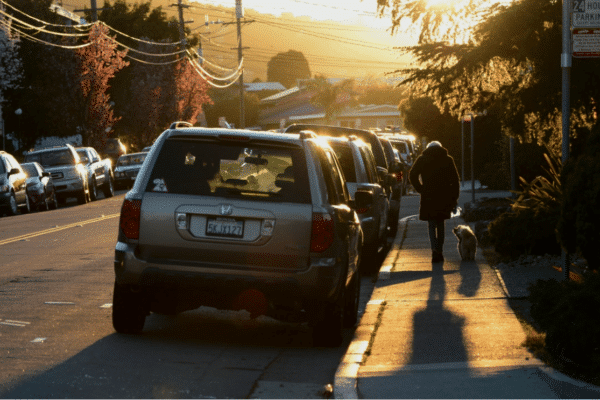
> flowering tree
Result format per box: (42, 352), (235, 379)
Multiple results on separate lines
(0, 26), (23, 145)
(174, 58), (212, 125)
(75, 23), (129, 146)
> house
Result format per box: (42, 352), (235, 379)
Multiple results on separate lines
(244, 82), (286, 100)
(258, 85), (402, 131)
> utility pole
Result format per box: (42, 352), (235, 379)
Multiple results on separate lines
(236, 0), (245, 129)
(561, 0), (572, 280)
(90, 0), (97, 21)
(174, 0), (189, 50)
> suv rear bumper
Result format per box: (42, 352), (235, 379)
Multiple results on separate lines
(114, 242), (343, 308)
(53, 178), (85, 197)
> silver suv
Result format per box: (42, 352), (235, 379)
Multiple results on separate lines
(112, 124), (369, 346)
(324, 136), (390, 274)
(23, 144), (90, 204)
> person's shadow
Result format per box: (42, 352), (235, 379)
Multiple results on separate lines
(408, 261), (469, 364)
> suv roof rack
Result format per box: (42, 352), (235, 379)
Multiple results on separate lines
(27, 144), (74, 153)
(299, 130), (317, 140)
(169, 121), (193, 129)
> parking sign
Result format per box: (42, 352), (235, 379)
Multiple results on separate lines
(573, 0), (600, 27)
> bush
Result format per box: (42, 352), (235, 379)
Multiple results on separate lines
(557, 123), (600, 270)
(488, 206), (561, 258)
(487, 145), (562, 259)
(529, 273), (600, 366)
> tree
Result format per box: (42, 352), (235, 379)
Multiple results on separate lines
(0, 24), (23, 148)
(376, 0), (599, 156)
(203, 89), (260, 128)
(307, 75), (357, 124)
(356, 83), (407, 105)
(267, 50), (311, 88)
(75, 23), (129, 146)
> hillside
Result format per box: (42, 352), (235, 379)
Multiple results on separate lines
(62, 0), (414, 83)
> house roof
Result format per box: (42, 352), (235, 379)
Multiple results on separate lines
(261, 86), (301, 103)
(244, 82), (286, 92)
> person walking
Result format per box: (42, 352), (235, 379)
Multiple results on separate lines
(409, 141), (460, 263)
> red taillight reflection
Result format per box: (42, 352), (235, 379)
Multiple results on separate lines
(311, 213), (335, 252)
(355, 207), (369, 214)
(120, 199), (141, 240)
(396, 171), (403, 182)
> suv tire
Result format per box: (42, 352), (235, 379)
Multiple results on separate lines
(103, 174), (115, 198)
(19, 196), (30, 214)
(89, 178), (98, 201)
(112, 282), (147, 334)
(6, 192), (18, 216)
(312, 288), (345, 347)
(343, 271), (360, 328)
(77, 187), (89, 205)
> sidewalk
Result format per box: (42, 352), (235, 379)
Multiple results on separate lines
(334, 215), (600, 399)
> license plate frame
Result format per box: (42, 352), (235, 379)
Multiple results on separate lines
(205, 217), (244, 238)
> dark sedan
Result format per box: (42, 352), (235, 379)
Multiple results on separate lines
(21, 162), (58, 211)
(113, 152), (148, 190)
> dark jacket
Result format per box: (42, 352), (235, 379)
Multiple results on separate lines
(409, 145), (460, 221)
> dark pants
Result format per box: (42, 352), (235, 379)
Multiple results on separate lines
(428, 219), (445, 253)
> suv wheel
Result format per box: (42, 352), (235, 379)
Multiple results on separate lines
(49, 191), (58, 210)
(343, 271), (360, 328)
(89, 178), (98, 201)
(312, 288), (345, 347)
(6, 192), (18, 216)
(112, 282), (147, 334)
(77, 187), (89, 205)
(103, 174), (115, 198)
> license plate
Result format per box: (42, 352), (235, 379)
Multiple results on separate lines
(206, 217), (244, 238)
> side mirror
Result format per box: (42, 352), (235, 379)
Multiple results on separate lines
(376, 166), (388, 181)
(7, 168), (20, 177)
(354, 189), (374, 210)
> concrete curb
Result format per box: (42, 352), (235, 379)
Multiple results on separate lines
(333, 218), (410, 399)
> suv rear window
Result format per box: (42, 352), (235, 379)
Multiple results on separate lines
(25, 150), (75, 167)
(145, 138), (311, 203)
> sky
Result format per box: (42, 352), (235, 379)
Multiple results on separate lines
(192, 0), (393, 30)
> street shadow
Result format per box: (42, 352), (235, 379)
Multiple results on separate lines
(0, 307), (354, 399)
(408, 261), (468, 364)
(458, 259), (482, 297)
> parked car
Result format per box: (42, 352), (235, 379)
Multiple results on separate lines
(325, 136), (390, 274)
(76, 147), (115, 201)
(284, 124), (396, 232)
(0, 151), (30, 216)
(23, 144), (90, 205)
(20, 162), (58, 212)
(377, 136), (403, 236)
(101, 138), (127, 168)
(386, 137), (414, 195)
(113, 152), (148, 190)
(112, 124), (367, 346)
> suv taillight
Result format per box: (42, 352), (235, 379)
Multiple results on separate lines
(120, 199), (141, 240)
(396, 171), (403, 183)
(311, 213), (335, 252)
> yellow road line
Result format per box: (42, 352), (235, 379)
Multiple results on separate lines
(0, 213), (120, 246)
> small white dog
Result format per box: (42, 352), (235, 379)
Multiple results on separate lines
(452, 225), (477, 261)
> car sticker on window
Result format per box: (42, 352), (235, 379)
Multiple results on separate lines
(153, 178), (168, 192)
(185, 152), (196, 166)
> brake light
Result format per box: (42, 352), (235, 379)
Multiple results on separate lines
(310, 213), (335, 252)
(396, 171), (403, 183)
(120, 199), (141, 240)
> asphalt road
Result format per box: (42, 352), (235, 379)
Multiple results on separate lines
(0, 190), (385, 399)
